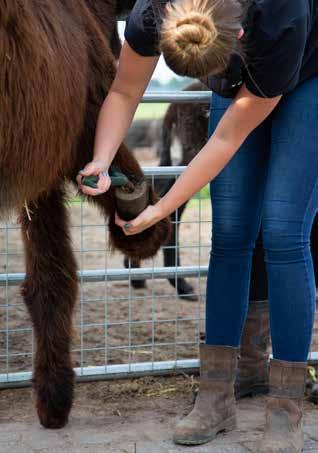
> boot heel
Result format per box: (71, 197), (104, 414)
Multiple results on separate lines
(257, 359), (306, 452)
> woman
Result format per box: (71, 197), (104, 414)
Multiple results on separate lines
(78, 0), (318, 450)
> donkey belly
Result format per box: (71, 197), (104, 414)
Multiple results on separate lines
(0, 150), (73, 217)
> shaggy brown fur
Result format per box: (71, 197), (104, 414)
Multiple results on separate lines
(0, 0), (169, 428)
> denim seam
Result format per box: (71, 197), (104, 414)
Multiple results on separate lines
(300, 178), (318, 360)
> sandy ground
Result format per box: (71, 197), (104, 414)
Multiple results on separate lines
(1, 375), (318, 453)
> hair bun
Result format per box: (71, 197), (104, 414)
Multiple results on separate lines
(160, 0), (243, 78)
(174, 12), (217, 53)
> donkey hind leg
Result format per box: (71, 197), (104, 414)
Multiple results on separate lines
(123, 256), (147, 289)
(20, 188), (77, 429)
(155, 177), (197, 300)
(165, 203), (197, 301)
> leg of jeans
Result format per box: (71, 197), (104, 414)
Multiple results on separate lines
(206, 94), (270, 346)
(248, 182), (318, 329)
(262, 77), (318, 362)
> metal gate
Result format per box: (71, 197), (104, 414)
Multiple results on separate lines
(0, 91), (215, 388)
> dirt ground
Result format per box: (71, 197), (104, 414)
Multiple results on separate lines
(1, 375), (318, 453)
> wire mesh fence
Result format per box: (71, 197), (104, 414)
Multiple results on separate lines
(2, 90), (318, 389)
(0, 163), (212, 388)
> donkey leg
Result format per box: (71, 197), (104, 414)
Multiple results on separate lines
(123, 256), (147, 289)
(20, 188), (77, 429)
(165, 204), (197, 301)
(155, 178), (196, 300)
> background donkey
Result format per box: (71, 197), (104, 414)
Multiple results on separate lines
(0, 0), (169, 429)
(125, 81), (209, 300)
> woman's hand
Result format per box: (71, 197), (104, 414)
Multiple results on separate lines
(115, 204), (164, 235)
(77, 160), (111, 196)
(77, 44), (159, 197)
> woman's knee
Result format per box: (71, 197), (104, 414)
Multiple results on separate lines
(262, 218), (310, 263)
(212, 218), (259, 257)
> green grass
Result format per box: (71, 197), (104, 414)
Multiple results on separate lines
(194, 185), (210, 199)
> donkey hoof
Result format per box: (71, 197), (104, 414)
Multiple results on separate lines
(34, 368), (75, 429)
(131, 279), (147, 289)
(177, 281), (197, 301)
(38, 408), (69, 429)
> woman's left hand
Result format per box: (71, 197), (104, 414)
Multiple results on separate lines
(115, 204), (164, 235)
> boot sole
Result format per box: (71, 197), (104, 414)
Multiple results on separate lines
(173, 415), (236, 446)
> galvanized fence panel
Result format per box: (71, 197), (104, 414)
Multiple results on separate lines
(0, 153), (212, 387)
(1, 91), (317, 389)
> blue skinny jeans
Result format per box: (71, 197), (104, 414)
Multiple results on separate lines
(206, 77), (318, 362)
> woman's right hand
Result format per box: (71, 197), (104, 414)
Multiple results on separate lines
(77, 160), (111, 196)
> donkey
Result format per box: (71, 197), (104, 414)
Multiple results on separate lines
(0, 0), (169, 429)
(125, 81), (209, 300)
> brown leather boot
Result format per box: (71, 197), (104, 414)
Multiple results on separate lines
(235, 300), (270, 398)
(173, 344), (238, 446)
(257, 359), (306, 453)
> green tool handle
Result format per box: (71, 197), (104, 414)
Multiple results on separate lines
(81, 166), (128, 189)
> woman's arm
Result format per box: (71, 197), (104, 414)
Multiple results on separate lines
(78, 42), (159, 195)
(117, 85), (282, 234)
(158, 86), (281, 215)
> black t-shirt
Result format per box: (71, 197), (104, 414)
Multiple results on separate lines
(124, 0), (318, 98)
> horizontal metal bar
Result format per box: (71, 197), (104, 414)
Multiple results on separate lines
(143, 166), (186, 178)
(141, 91), (211, 103)
(0, 359), (200, 388)
(95, 265), (206, 282)
(2, 353), (318, 388)
(0, 265), (208, 287)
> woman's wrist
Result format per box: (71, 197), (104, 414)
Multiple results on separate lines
(155, 198), (170, 221)
(92, 155), (111, 170)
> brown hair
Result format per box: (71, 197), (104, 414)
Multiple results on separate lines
(160, 0), (244, 78)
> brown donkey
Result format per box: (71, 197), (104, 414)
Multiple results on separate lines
(0, 0), (169, 429)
